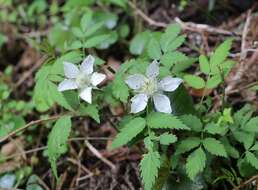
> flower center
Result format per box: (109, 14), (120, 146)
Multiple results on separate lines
(75, 72), (91, 88)
(140, 78), (158, 95)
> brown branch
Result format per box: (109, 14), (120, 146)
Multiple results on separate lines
(233, 175), (258, 190)
(85, 140), (116, 170)
(128, 1), (240, 36)
(241, 9), (252, 60)
(0, 115), (61, 143)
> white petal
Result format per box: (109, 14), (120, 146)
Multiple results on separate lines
(91, 72), (106, 86)
(58, 79), (78, 91)
(64, 62), (79, 78)
(146, 60), (159, 79)
(130, 93), (148, 113)
(79, 87), (92, 103)
(125, 74), (145, 90)
(153, 94), (172, 113)
(158, 77), (183, 92)
(80, 55), (95, 74)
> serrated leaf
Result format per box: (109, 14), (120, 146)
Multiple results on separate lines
(184, 75), (205, 89)
(221, 138), (239, 159)
(186, 147), (206, 180)
(78, 104), (100, 123)
(232, 130), (254, 150)
(243, 117), (258, 132)
(140, 151), (161, 190)
(175, 137), (201, 155)
(80, 11), (93, 32)
(160, 24), (181, 52)
(210, 38), (233, 66)
(199, 55), (210, 74)
(180, 114), (202, 132)
(84, 22), (104, 37)
(159, 133), (177, 145)
(169, 85), (196, 115)
(147, 112), (189, 130)
(84, 34), (110, 48)
(204, 122), (228, 135)
(206, 74), (222, 89)
(202, 138), (227, 157)
(250, 142), (258, 151)
(147, 38), (161, 59)
(246, 152), (258, 169)
(112, 74), (129, 103)
(47, 116), (72, 179)
(112, 117), (146, 149)
(166, 35), (185, 52)
(130, 31), (151, 55)
(161, 51), (188, 68)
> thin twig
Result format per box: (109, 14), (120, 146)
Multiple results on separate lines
(233, 175), (258, 190)
(14, 55), (46, 88)
(128, 1), (240, 36)
(241, 9), (252, 60)
(128, 1), (166, 28)
(0, 115), (61, 143)
(85, 140), (116, 171)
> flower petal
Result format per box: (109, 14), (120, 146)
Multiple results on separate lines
(58, 79), (78, 91)
(79, 87), (92, 103)
(153, 94), (172, 113)
(125, 74), (145, 90)
(146, 60), (159, 79)
(91, 72), (106, 86)
(158, 76), (183, 92)
(64, 62), (79, 78)
(130, 93), (148, 113)
(80, 55), (95, 74)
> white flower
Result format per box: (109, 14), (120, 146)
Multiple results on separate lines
(125, 60), (183, 114)
(58, 55), (106, 104)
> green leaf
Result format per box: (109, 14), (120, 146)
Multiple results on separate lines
(210, 39), (233, 70)
(84, 22), (104, 37)
(202, 138), (227, 157)
(186, 147), (206, 180)
(78, 104), (100, 123)
(246, 152), (258, 169)
(199, 55), (210, 74)
(243, 117), (258, 132)
(232, 130), (254, 150)
(112, 117), (146, 149)
(130, 31), (151, 55)
(175, 137), (201, 155)
(84, 34), (110, 48)
(140, 151), (161, 190)
(180, 115), (202, 132)
(153, 156), (171, 190)
(184, 75), (205, 89)
(169, 85), (196, 115)
(112, 74), (129, 103)
(147, 38), (162, 59)
(80, 11), (93, 32)
(160, 24), (181, 52)
(204, 122), (228, 135)
(159, 133), (177, 145)
(147, 112), (190, 130)
(250, 142), (258, 151)
(166, 35), (185, 52)
(161, 51), (188, 68)
(206, 75), (222, 89)
(221, 138), (239, 159)
(47, 116), (72, 179)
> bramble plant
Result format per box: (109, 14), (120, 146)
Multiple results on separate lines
(32, 23), (258, 190)
(1, 1), (258, 189)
